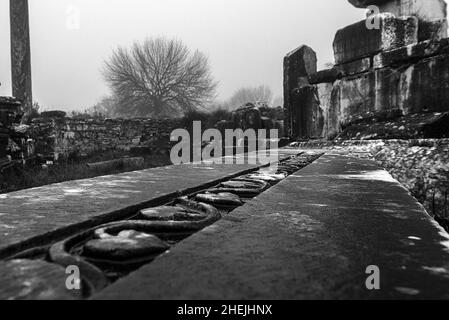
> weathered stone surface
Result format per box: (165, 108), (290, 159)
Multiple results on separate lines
(372, 139), (449, 218)
(29, 118), (181, 160)
(40, 111), (66, 119)
(86, 157), (144, 171)
(284, 45), (317, 87)
(209, 178), (269, 197)
(333, 72), (377, 126)
(94, 154), (449, 299)
(373, 38), (449, 69)
(327, 69), (395, 133)
(0, 97), (23, 161)
(0, 97), (22, 127)
(289, 85), (324, 139)
(337, 112), (449, 140)
(0, 96), (21, 108)
(0, 149), (300, 258)
(284, 45), (317, 138)
(317, 83), (334, 139)
(0, 259), (82, 300)
(398, 54), (449, 114)
(345, 108), (404, 125)
(0, 129), (8, 159)
(285, 3), (448, 140)
(139, 205), (207, 221)
(10, 0), (32, 112)
(194, 193), (243, 207)
(288, 139), (449, 224)
(308, 68), (343, 84)
(350, 0), (448, 41)
(291, 55), (449, 139)
(84, 231), (169, 260)
(417, 19), (448, 41)
(333, 14), (418, 64)
(242, 172), (286, 184)
(303, 52), (449, 139)
(122, 157), (145, 168)
(338, 57), (372, 75)
(86, 159), (123, 171)
(375, 0), (447, 21)
(349, 0), (447, 21)
(219, 180), (265, 189)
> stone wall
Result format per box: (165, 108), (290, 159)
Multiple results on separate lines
(25, 105), (285, 161)
(284, 0), (449, 140)
(29, 118), (182, 160)
(0, 97), (23, 163)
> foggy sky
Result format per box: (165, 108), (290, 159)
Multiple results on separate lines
(0, 0), (443, 112)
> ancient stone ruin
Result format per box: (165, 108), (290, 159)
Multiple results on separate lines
(28, 117), (181, 161)
(284, 0), (449, 140)
(0, 97), (24, 164)
(1, 0), (449, 302)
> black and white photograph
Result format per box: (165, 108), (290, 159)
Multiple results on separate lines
(0, 0), (449, 308)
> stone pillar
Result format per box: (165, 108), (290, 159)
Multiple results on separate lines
(283, 45), (317, 139)
(10, 0), (32, 113)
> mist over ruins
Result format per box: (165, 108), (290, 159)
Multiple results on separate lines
(0, 0), (448, 302)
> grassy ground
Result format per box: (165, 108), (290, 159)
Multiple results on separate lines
(0, 150), (171, 194)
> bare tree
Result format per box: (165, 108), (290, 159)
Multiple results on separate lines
(103, 37), (217, 118)
(225, 85), (273, 110)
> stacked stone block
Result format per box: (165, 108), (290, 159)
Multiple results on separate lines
(284, 0), (449, 140)
(0, 97), (22, 161)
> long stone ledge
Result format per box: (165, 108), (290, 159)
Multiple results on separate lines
(0, 150), (299, 259)
(94, 153), (449, 300)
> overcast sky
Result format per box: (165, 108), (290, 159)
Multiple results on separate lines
(0, 0), (444, 111)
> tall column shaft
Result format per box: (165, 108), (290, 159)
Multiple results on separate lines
(10, 0), (32, 112)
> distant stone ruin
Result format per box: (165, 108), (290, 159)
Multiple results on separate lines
(284, 0), (449, 140)
(0, 97), (24, 164)
(10, 0), (33, 112)
(28, 117), (181, 161)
